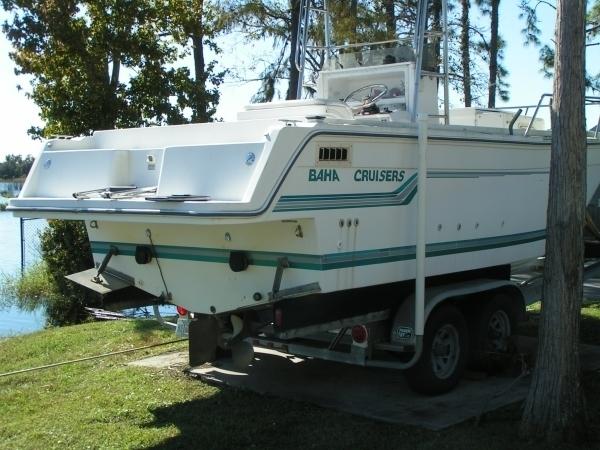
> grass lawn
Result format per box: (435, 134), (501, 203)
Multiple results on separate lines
(1, 311), (600, 450)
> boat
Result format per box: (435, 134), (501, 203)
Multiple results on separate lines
(9, 0), (600, 393)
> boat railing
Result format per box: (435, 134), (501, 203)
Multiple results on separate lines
(494, 93), (600, 138)
(294, 0), (414, 77)
(296, 38), (412, 57)
(294, 0), (450, 124)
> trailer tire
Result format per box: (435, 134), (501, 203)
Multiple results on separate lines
(468, 293), (518, 370)
(404, 305), (468, 395)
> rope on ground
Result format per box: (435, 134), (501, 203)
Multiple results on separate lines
(0, 338), (186, 379)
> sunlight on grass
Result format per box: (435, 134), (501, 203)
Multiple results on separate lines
(2, 318), (600, 449)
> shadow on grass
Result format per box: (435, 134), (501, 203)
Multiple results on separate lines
(130, 319), (166, 336)
(141, 374), (600, 450)
(142, 386), (427, 450)
(140, 301), (600, 450)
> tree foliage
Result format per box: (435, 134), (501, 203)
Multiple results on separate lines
(0, 154), (34, 179)
(225, 0), (506, 108)
(474, 0), (509, 106)
(39, 220), (96, 325)
(1, 0), (226, 138)
(447, 0), (493, 106)
(1, 220), (97, 326)
(166, 0), (227, 122)
(519, 0), (600, 92)
(223, 0), (417, 102)
(220, 0), (301, 102)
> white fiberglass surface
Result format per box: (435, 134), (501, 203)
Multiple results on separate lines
(156, 142), (265, 201)
(21, 149), (129, 198)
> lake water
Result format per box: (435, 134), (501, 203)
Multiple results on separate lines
(0, 208), (46, 337)
(1, 184), (176, 337)
(0, 181), (23, 198)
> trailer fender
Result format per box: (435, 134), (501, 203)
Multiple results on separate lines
(390, 279), (524, 346)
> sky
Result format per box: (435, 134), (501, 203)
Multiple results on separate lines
(0, 1), (598, 162)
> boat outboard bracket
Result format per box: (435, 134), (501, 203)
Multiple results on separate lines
(270, 257), (289, 300)
(93, 246), (119, 283)
(65, 246), (132, 297)
(268, 257), (321, 301)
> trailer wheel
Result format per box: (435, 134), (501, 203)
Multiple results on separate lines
(405, 305), (468, 395)
(469, 293), (518, 370)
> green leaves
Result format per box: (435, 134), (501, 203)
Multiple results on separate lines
(0, 154), (34, 179)
(2, 0), (227, 137)
(518, 0), (600, 93)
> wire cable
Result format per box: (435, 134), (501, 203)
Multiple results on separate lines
(0, 338), (186, 378)
(146, 228), (171, 300)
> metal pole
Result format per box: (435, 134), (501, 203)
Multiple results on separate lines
(296, 0), (310, 99)
(373, 115), (428, 371)
(442, 0), (449, 124)
(411, 0), (429, 122)
(20, 217), (25, 276)
(415, 113), (429, 337)
(525, 93), (551, 136)
(323, 0), (331, 68)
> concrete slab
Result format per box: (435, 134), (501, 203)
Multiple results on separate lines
(188, 348), (526, 430)
(129, 351), (187, 369)
(131, 338), (600, 430)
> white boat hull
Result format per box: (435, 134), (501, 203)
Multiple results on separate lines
(12, 118), (599, 314)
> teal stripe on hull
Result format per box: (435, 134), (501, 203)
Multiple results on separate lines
(273, 170), (547, 212)
(277, 173), (418, 202)
(274, 174), (418, 212)
(427, 170), (548, 178)
(91, 229), (546, 271)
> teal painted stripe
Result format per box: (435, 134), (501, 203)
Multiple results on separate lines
(91, 229), (545, 271)
(272, 196), (416, 212)
(273, 169), (547, 212)
(272, 201), (412, 212)
(274, 175), (417, 212)
(427, 170), (548, 178)
(277, 173), (418, 203)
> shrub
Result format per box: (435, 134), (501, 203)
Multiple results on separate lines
(2, 258), (98, 327)
(0, 203), (6, 212)
(1, 261), (55, 311)
(38, 220), (96, 325)
(2, 263), (81, 327)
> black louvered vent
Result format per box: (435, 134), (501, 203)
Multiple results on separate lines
(318, 146), (349, 162)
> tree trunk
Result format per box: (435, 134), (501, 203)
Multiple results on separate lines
(100, 54), (120, 130)
(427, 0), (442, 71)
(350, 0), (358, 41)
(487, 0), (499, 108)
(460, 0), (472, 107)
(110, 54), (120, 92)
(286, 0), (301, 100)
(191, 31), (208, 123)
(385, 0), (395, 37)
(520, 0), (589, 443)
